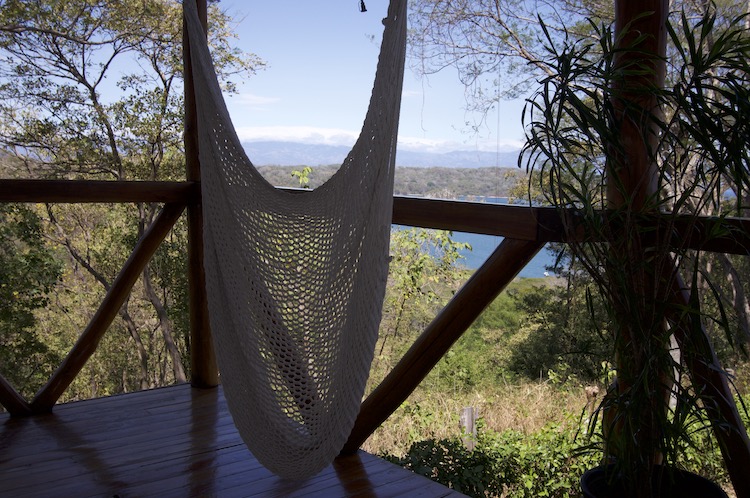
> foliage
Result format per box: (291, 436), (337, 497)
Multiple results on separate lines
(372, 228), (470, 383)
(290, 166), (313, 188)
(0, 204), (62, 399)
(519, 4), (750, 495)
(386, 418), (600, 498)
(0, 0), (262, 180)
(385, 394), (750, 497)
(507, 281), (610, 383)
(408, 0), (615, 124)
(0, 0), (262, 400)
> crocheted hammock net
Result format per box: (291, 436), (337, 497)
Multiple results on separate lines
(183, 0), (406, 479)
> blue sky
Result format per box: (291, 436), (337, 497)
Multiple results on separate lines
(218, 1), (526, 154)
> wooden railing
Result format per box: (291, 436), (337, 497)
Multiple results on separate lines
(2, 173), (748, 492)
(1, 177), (748, 415)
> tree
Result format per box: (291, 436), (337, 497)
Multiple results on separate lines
(507, 268), (610, 383)
(0, 204), (62, 400)
(411, 0), (750, 349)
(410, 0), (747, 114)
(0, 0), (264, 397)
(371, 228), (470, 385)
(409, 0), (612, 120)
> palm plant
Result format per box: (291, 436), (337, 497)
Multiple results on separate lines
(521, 3), (750, 497)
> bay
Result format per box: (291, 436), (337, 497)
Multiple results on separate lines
(435, 196), (557, 278)
(453, 231), (557, 278)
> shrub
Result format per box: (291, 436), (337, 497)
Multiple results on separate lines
(385, 419), (599, 498)
(384, 404), (749, 498)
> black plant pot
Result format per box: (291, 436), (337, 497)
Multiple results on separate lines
(581, 465), (729, 498)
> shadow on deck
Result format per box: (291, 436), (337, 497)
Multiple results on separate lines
(0, 383), (463, 497)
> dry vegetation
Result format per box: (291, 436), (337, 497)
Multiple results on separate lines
(363, 380), (591, 457)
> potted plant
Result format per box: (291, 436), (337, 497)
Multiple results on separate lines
(520, 3), (750, 497)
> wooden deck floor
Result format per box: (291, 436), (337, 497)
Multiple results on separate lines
(0, 383), (464, 497)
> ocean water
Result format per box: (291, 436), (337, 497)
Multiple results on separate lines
(390, 227), (557, 278)
(453, 231), (556, 278)
(409, 196), (557, 278)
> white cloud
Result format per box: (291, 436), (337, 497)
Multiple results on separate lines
(235, 126), (359, 146)
(401, 89), (423, 98)
(397, 135), (523, 154)
(234, 125), (523, 153)
(396, 136), (459, 153)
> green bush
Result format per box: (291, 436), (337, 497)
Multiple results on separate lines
(385, 419), (599, 498)
(385, 402), (749, 498)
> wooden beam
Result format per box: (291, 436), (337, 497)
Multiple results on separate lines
(341, 238), (545, 453)
(392, 196), (545, 240)
(304, 193), (750, 254)
(29, 203), (186, 413)
(0, 180), (746, 254)
(597, 211), (750, 256)
(0, 373), (31, 417)
(669, 273), (750, 497)
(659, 215), (750, 256)
(0, 180), (198, 204)
(183, 0), (218, 388)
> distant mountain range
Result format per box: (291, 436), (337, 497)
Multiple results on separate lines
(242, 140), (520, 169)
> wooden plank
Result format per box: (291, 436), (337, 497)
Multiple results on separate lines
(0, 374), (30, 417)
(342, 237), (544, 453)
(0, 385), (464, 497)
(0, 179), (198, 204)
(183, 0), (218, 388)
(29, 203), (186, 413)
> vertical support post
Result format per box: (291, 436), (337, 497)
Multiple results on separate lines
(608, 0), (667, 210)
(183, 0), (218, 388)
(605, 0), (670, 473)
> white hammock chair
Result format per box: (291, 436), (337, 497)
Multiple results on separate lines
(183, 0), (407, 479)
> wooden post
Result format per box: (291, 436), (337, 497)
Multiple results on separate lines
(607, 0), (667, 211)
(459, 406), (478, 451)
(342, 238), (544, 454)
(30, 203), (185, 413)
(603, 0), (670, 470)
(608, 3), (750, 495)
(183, 0), (218, 388)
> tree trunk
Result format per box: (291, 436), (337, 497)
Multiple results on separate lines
(142, 266), (186, 383)
(118, 305), (151, 390)
(717, 253), (750, 340)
